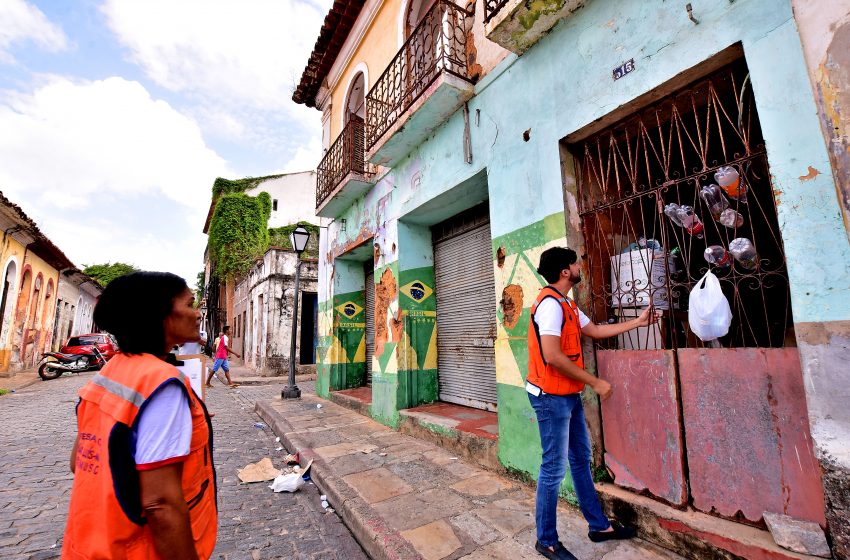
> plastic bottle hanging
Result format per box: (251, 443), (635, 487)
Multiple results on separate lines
(719, 208), (744, 228)
(704, 245), (732, 268)
(699, 184), (729, 221)
(676, 205), (705, 238)
(665, 202), (704, 238)
(729, 237), (759, 270)
(664, 203), (684, 227)
(714, 166), (747, 202)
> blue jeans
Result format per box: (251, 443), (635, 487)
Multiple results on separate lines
(211, 358), (230, 373)
(529, 392), (610, 546)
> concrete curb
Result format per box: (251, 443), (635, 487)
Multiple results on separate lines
(255, 399), (422, 560)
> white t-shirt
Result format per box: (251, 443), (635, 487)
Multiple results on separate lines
(534, 297), (591, 336)
(134, 383), (193, 470)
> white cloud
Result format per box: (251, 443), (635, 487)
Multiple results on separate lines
(0, 76), (231, 209)
(101, 0), (330, 171)
(0, 76), (231, 281)
(283, 133), (323, 174)
(34, 209), (207, 287)
(0, 0), (68, 63)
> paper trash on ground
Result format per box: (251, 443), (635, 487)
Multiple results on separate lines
(237, 458), (282, 483)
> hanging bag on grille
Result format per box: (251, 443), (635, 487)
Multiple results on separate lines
(688, 270), (732, 341)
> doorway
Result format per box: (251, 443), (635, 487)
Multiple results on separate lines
(299, 292), (318, 365)
(432, 202), (497, 411)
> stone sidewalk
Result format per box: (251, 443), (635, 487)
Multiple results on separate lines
(256, 393), (683, 560)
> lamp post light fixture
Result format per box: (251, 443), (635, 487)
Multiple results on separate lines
(282, 225), (311, 399)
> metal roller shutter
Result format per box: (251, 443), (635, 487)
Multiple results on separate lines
(364, 267), (375, 386)
(434, 221), (497, 411)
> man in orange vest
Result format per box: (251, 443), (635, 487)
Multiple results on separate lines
(527, 247), (659, 560)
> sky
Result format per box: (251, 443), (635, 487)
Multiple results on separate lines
(0, 0), (332, 286)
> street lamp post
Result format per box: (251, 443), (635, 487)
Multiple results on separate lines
(282, 225), (311, 399)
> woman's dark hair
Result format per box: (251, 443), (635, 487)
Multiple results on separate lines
(94, 271), (188, 355)
(537, 247), (578, 284)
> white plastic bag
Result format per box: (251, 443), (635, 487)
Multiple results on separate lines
(688, 270), (732, 341)
(269, 472), (305, 493)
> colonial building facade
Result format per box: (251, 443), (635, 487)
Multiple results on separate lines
(203, 172), (323, 376)
(295, 0), (850, 557)
(0, 192), (76, 373)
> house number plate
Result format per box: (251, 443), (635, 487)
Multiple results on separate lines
(613, 59), (635, 80)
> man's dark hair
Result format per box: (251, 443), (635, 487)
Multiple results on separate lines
(223, 325), (230, 334)
(94, 271), (188, 356)
(537, 247), (578, 284)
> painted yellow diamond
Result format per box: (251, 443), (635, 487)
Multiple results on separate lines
(400, 280), (433, 302)
(336, 301), (364, 318)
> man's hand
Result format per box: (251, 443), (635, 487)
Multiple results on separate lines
(592, 378), (613, 401)
(635, 306), (662, 327)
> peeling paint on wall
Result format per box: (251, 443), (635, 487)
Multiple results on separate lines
(500, 284), (523, 328)
(799, 165), (821, 181)
(375, 267), (398, 357)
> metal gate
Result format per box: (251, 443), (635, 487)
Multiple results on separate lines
(572, 61), (826, 526)
(433, 204), (498, 411)
(364, 265), (375, 385)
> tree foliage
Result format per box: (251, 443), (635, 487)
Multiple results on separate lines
(82, 262), (139, 286)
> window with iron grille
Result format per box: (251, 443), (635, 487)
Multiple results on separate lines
(570, 60), (793, 350)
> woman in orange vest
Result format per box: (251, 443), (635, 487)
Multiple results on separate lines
(62, 272), (217, 560)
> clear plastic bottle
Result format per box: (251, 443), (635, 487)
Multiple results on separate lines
(704, 245), (732, 267)
(729, 237), (759, 270)
(700, 184), (729, 220)
(676, 205), (704, 238)
(664, 203), (684, 227)
(714, 166), (747, 202)
(719, 208), (744, 228)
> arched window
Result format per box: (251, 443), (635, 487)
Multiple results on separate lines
(344, 71), (366, 126)
(0, 259), (18, 347)
(405, 0), (438, 38)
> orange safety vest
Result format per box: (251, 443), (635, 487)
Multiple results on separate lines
(62, 353), (217, 560)
(527, 286), (586, 395)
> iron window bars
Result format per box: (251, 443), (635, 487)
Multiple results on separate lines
(573, 62), (794, 350)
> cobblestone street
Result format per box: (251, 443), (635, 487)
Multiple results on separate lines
(0, 373), (368, 560)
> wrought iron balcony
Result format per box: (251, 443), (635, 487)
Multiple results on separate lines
(365, 0), (474, 165)
(483, 0), (509, 23)
(316, 116), (374, 217)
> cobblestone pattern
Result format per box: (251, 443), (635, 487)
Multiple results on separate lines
(0, 374), (83, 560)
(0, 373), (367, 560)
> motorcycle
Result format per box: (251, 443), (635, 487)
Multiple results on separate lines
(38, 346), (107, 380)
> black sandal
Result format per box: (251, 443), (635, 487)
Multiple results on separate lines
(535, 541), (579, 560)
(588, 521), (637, 542)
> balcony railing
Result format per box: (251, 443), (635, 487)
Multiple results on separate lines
(483, 0), (508, 23)
(365, 0), (474, 150)
(316, 116), (369, 208)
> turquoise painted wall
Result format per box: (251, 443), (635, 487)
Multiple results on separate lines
(317, 0), (850, 482)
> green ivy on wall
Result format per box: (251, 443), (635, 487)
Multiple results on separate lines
(211, 175), (284, 198)
(268, 222), (321, 257)
(207, 191), (272, 280)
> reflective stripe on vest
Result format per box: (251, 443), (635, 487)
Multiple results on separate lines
(62, 353), (217, 560)
(526, 286), (586, 395)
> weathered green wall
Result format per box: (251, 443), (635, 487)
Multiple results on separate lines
(314, 1), (850, 520)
